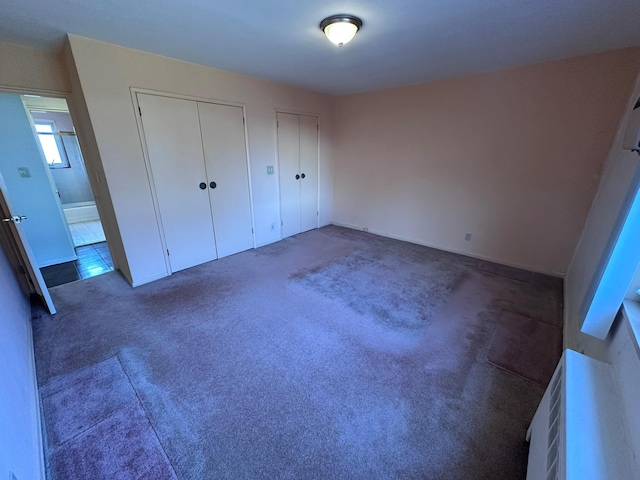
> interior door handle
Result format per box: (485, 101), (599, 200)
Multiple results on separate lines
(2, 215), (27, 224)
(295, 174), (300, 180)
(210, 181), (217, 189)
(301, 173), (306, 179)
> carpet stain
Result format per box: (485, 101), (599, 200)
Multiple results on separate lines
(292, 249), (467, 330)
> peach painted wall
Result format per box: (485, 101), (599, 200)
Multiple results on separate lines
(332, 48), (640, 275)
(0, 41), (69, 94)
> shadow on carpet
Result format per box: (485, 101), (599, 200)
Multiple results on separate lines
(40, 356), (176, 480)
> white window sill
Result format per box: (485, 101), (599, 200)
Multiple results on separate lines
(623, 299), (640, 357)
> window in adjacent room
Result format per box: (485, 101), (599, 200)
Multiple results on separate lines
(34, 120), (70, 168)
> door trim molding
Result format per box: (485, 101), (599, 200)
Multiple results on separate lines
(131, 87), (248, 110)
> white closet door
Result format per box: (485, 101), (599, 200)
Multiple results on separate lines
(137, 93), (217, 272)
(299, 115), (319, 233)
(277, 112), (301, 238)
(198, 102), (254, 258)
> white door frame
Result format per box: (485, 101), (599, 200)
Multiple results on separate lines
(20, 100), (78, 263)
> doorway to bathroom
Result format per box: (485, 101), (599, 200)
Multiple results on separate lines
(0, 93), (113, 288)
(24, 96), (106, 248)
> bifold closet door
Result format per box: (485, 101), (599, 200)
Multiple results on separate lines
(277, 112), (319, 239)
(299, 115), (319, 233)
(277, 113), (301, 238)
(198, 103), (253, 258)
(137, 93), (217, 272)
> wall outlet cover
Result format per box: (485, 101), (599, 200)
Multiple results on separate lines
(18, 167), (31, 178)
(465, 233), (472, 241)
(267, 166), (274, 175)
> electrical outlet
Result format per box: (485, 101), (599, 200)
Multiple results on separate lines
(266, 166), (274, 175)
(465, 233), (472, 241)
(18, 167), (30, 178)
(363, 227), (369, 232)
(270, 223), (275, 231)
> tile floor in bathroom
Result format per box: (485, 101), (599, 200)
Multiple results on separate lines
(69, 221), (106, 247)
(40, 242), (114, 288)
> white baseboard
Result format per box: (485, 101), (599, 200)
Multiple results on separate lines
(130, 272), (170, 288)
(330, 221), (566, 278)
(27, 314), (46, 480)
(255, 237), (282, 248)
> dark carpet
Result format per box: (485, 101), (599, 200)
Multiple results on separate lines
(486, 311), (563, 387)
(41, 356), (176, 479)
(32, 225), (563, 479)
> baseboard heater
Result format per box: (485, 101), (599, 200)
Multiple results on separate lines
(526, 349), (638, 480)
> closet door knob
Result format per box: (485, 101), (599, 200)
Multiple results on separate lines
(210, 181), (217, 189)
(199, 182), (207, 190)
(295, 174), (300, 180)
(301, 173), (306, 179)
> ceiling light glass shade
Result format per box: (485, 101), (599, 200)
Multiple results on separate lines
(320, 15), (362, 47)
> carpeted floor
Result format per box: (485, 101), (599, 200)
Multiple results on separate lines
(32, 225), (563, 479)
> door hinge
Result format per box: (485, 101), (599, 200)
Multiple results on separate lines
(251, 228), (254, 234)
(277, 121), (279, 128)
(166, 249), (170, 256)
(281, 221), (283, 226)
(138, 106), (142, 116)
(243, 117), (245, 125)
(317, 124), (319, 131)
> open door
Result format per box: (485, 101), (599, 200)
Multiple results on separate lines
(0, 172), (56, 314)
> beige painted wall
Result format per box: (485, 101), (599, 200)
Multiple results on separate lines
(333, 48), (640, 275)
(0, 41), (69, 94)
(66, 35), (335, 286)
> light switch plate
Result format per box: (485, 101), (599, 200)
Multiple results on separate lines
(18, 167), (31, 178)
(267, 166), (274, 175)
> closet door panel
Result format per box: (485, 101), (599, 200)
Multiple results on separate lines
(277, 112), (301, 238)
(137, 93), (217, 272)
(198, 102), (254, 258)
(299, 115), (319, 233)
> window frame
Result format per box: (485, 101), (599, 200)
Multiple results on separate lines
(34, 119), (70, 169)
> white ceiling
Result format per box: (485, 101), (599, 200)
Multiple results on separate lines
(2, 0), (640, 96)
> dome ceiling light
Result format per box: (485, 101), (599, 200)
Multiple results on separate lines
(320, 15), (363, 47)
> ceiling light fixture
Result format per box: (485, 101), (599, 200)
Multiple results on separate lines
(320, 15), (362, 47)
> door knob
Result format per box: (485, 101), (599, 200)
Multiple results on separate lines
(295, 174), (300, 180)
(199, 182), (207, 190)
(301, 173), (306, 179)
(2, 215), (27, 224)
(210, 181), (217, 189)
